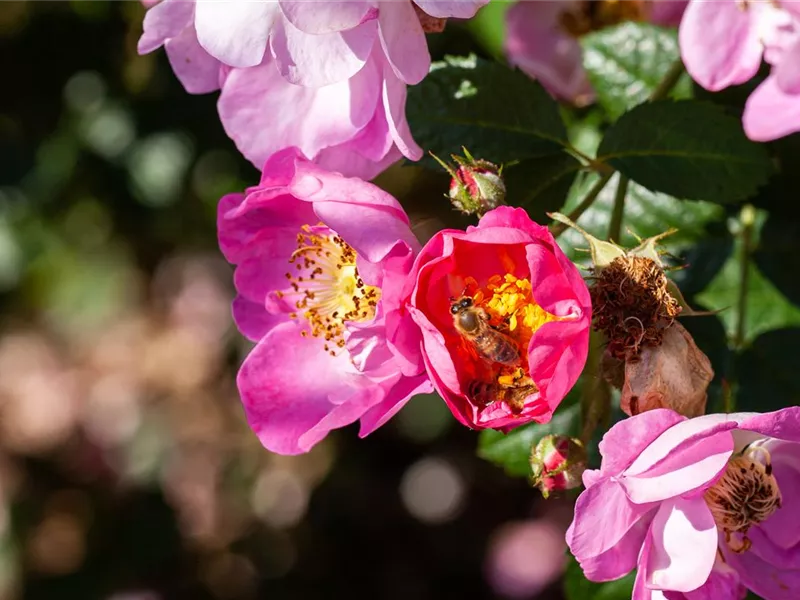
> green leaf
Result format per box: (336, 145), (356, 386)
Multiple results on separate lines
(596, 100), (774, 203)
(503, 152), (582, 220)
(564, 554), (635, 600)
(559, 173), (725, 264)
(696, 231), (800, 345)
(737, 328), (800, 411)
(581, 22), (691, 120)
(407, 55), (569, 166)
(753, 215), (800, 308)
(477, 403), (580, 477)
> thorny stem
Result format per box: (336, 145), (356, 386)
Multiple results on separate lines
(734, 204), (756, 349)
(608, 175), (629, 243)
(551, 171), (614, 238)
(550, 60), (686, 238)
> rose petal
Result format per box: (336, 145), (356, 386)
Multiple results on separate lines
(647, 497), (717, 592)
(621, 416), (736, 503)
(722, 538), (800, 600)
(279, 0), (371, 34)
(239, 321), (381, 455)
(381, 61), (423, 160)
(598, 409), (687, 476)
(567, 477), (657, 576)
(358, 373), (433, 437)
(377, 1), (430, 85)
(218, 54), (380, 169)
(775, 38), (800, 94)
(412, 0), (487, 18)
(138, 0), (194, 54)
(165, 26), (221, 94)
(232, 295), (285, 342)
(270, 17), (376, 87)
(194, 0), (278, 67)
(679, 0), (763, 91)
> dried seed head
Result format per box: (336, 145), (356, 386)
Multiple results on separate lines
(590, 255), (681, 360)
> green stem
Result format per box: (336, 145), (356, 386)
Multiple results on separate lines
(608, 175), (629, 243)
(580, 331), (611, 445)
(649, 58), (685, 102)
(734, 204), (756, 349)
(551, 171), (614, 238)
(550, 61), (685, 238)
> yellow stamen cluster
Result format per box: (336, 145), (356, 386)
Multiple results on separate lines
(467, 273), (560, 382)
(559, 0), (648, 38)
(282, 225), (380, 355)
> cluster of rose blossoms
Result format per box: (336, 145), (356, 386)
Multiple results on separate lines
(139, 1), (800, 599)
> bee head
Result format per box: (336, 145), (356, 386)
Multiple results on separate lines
(450, 296), (473, 315)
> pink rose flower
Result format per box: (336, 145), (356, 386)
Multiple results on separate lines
(394, 207), (591, 431)
(138, 0), (487, 178)
(505, 1), (687, 104)
(567, 407), (800, 600)
(680, 0), (800, 141)
(217, 147), (431, 455)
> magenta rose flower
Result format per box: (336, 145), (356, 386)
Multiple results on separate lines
(505, 1), (687, 104)
(138, 0), (487, 178)
(217, 147), (431, 455)
(680, 0), (800, 141)
(393, 207), (591, 431)
(567, 407), (800, 600)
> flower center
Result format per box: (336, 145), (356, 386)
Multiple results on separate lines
(459, 274), (560, 412)
(559, 0), (648, 37)
(704, 445), (782, 554)
(282, 224), (380, 355)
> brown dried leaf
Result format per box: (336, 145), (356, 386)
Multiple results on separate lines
(619, 321), (713, 418)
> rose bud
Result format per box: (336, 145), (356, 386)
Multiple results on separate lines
(550, 212), (713, 418)
(530, 434), (587, 498)
(432, 148), (506, 216)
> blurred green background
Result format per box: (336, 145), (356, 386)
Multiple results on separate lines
(0, 3), (571, 599)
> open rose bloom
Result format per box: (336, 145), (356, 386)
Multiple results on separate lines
(139, 0), (487, 178)
(680, 0), (800, 141)
(395, 207), (591, 431)
(217, 148), (431, 454)
(568, 407), (800, 600)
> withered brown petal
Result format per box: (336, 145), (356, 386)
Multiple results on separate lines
(619, 321), (713, 418)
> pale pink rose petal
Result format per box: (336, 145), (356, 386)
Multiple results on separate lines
(722, 538), (800, 600)
(504, 2), (592, 103)
(679, 0), (763, 91)
(775, 38), (800, 94)
(598, 409), (687, 476)
(138, 0), (194, 54)
(377, 1), (430, 85)
(412, 0), (488, 19)
(279, 0), (372, 34)
(270, 17), (377, 87)
(218, 55), (380, 169)
(382, 62), (424, 160)
(566, 478), (656, 577)
(621, 422), (735, 503)
(194, 0), (278, 68)
(165, 26), (221, 93)
(743, 75), (800, 141)
(646, 496), (717, 592)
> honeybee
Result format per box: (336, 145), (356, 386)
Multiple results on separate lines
(450, 296), (520, 366)
(468, 380), (538, 415)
